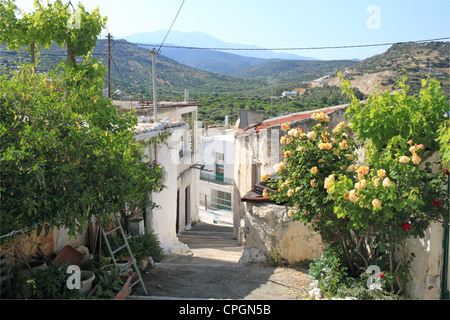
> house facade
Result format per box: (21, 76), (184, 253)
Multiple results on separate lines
(122, 99), (201, 254)
(199, 126), (235, 213)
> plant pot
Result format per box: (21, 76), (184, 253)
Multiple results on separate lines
(115, 259), (132, 272)
(79, 270), (95, 297)
(111, 275), (132, 300)
(87, 275), (132, 300)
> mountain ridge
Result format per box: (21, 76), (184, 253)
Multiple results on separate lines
(121, 30), (316, 61)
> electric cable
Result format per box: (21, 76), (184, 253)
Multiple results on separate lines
(114, 36), (450, 52)
(156, 0), (186, 54)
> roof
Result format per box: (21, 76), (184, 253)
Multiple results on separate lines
(236, 104), (348, 135)
(241, 180), (281, 203)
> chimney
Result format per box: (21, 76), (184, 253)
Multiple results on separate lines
(184, 89), (189, 102)
(238, 110), (264, 129)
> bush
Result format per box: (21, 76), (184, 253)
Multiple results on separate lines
(129, 231), (165, 263)
(308, 243), (348, 296)
(27, 262), (79, 299)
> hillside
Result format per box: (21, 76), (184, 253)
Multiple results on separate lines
(327, 41), (450, 97)
(0, 40), (266, 98)
(141, 45), (271, 76)
(229, 59), (359, 84)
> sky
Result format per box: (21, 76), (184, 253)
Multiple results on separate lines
(14, 0), (450, 60)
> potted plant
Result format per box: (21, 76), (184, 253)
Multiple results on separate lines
(27, 262), (79, 299)
(87, 266), (132, 300)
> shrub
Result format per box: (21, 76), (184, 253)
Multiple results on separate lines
(270, 76), (449, 297)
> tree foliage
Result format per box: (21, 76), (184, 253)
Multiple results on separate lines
(0, 0), (165, 240)
(0, 0), (106, 65)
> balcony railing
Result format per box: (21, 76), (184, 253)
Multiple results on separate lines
(200, 172), (234, 186)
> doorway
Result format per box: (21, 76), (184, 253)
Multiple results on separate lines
(176, 189), (180, 234)
(185, 185), (190, 229)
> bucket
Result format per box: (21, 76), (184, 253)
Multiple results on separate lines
(79, 270), (95, 297)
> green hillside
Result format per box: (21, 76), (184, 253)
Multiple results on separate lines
(0, 40), (266, 99)
(229, 59), (359, 83)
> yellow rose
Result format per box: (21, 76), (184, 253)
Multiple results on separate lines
(373, 177), (380, 187)
(349, 190), (358, 203)
(281, 123), (290, 131)
(262, 188), (269, 197)
(346, 154), (354, 160)
(382, 177), (391, 187)
(411, 154), (421, 165)
(284, 151), (292, 158)
(339, 140), (349, 150)
(310, 166), (318, 174)
(260, 172), (270, 182)
(273, 162), (286, 173)
(355, 182), (363, 191)
(288, 210), (294, 217)
(280, 135), (287, 144)
(287, 188), (294, 197)
(357, 165), (370, 176)
(360, 179), (367, 188)
(372, 199), (382, 208)
(399, 156), (410, 163)
(310, 179), (317, 188)
(318, 142), (332, 150)
(307, 131), (316, 139)
(377, 169), (386, 178)
(324, 174), (335, 189)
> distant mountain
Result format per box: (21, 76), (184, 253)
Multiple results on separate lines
(122, 30), (316, 61)
(137, 45), (271, 76)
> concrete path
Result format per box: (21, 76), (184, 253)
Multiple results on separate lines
(130, 211), (311, 300)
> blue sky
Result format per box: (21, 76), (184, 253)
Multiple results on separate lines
(15, 0), (450, 60)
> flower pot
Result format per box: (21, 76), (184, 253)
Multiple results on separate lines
(111, 275), (132, 300)
(87, 275), (132, 300)
(115, 259), (132, 272)
(79, 270), (95, 297)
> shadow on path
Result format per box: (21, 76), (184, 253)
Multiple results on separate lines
(131, 221), (310, 300)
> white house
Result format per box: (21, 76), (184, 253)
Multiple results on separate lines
(117, 99), (201, 254)
(199, 126), (235, 214)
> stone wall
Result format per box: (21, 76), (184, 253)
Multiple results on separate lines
(239, 203), (326, 264)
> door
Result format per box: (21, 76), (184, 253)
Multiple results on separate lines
(185, 185), (190, 229)
(176, 189), (180, 234)
(215, 152), (224, 182)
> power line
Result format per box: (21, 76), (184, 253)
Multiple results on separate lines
(115, 36), (450, 52)
(157, 0), (186, 54)
(110, 54), (133, 97)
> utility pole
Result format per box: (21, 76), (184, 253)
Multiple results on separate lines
(151, 48), (158, 122)
(107, 33), (111, 99)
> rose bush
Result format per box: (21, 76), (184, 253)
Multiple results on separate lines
(268, 76), (449, 296)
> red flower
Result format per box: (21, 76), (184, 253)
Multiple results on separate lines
(376, 273), (384, 279)
(432, 200), (441, 208)
(444, 169), (450, 176)
(401, 223), (411, 231)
